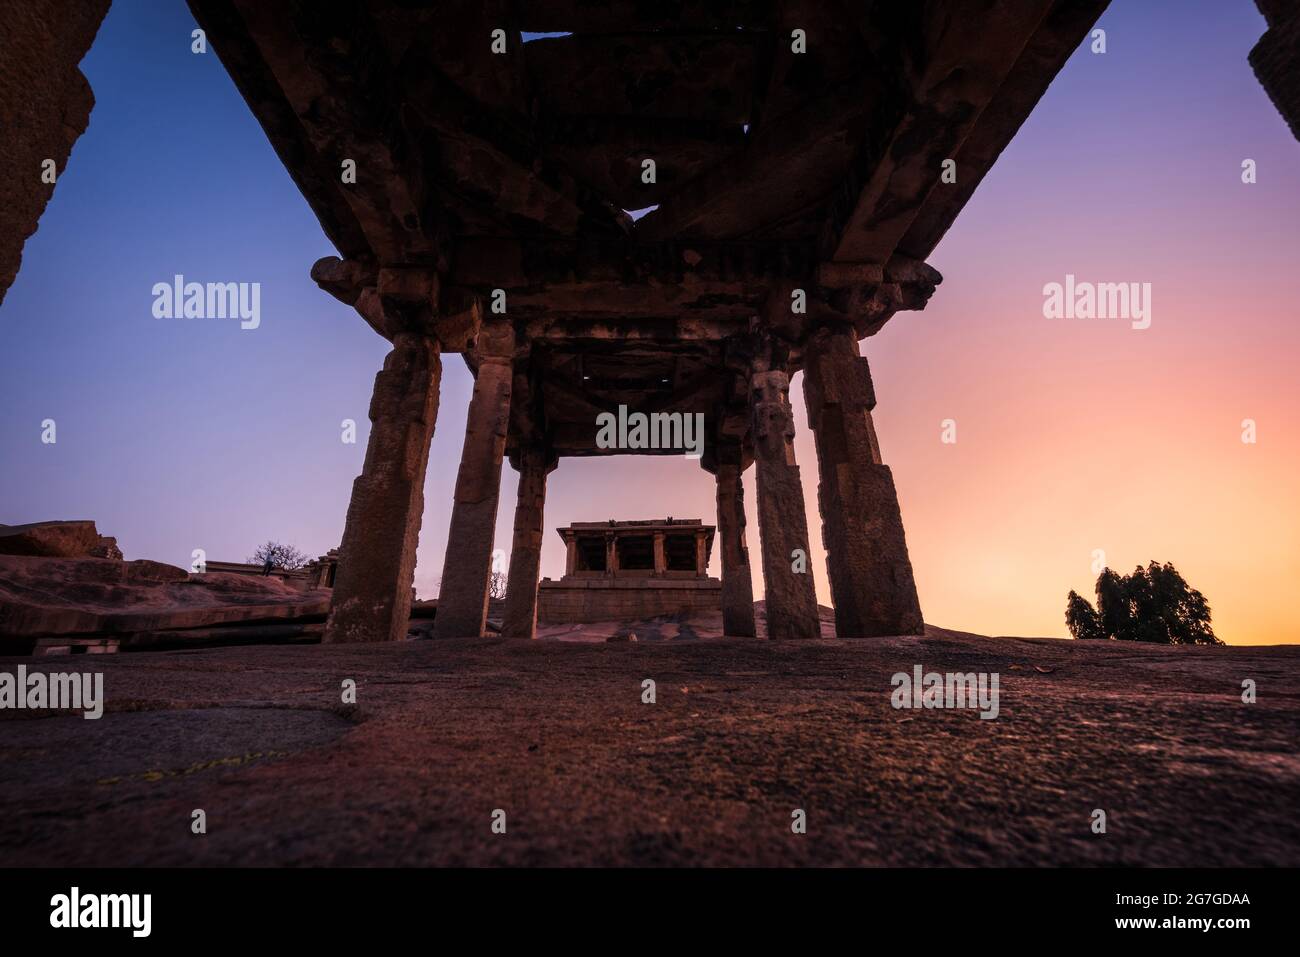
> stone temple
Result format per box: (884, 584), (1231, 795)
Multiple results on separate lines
(539, 519), (721, 626)
(5, 2), (1297, 645)
(193, 0), (1111, 645)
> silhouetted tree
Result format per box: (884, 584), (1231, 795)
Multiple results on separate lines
(1065, 562), (1220, 644)
(489, 570), (508, 600)
(248, 541), (310, 571)
(1065, 590), (1105, 639)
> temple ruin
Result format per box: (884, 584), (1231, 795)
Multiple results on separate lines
(26, 1), (1300, 643)
(178, 0), (1122, 643)
(538, 519), (721, 626)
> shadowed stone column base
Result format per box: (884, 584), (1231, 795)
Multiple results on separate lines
(324, 334), (441, 643)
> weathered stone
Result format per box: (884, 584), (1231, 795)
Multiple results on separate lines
(0, 0), (111, 305)
(323, 333), (441, 644)
(500, 448), (553, 639)
(0, 554), (325, 642)
(1251, 0), (1300, 141)
(0, 521), (117, 559)
(167, 0), (1124, 649)
(541, 518), (719, 623)
(433, 321), (515, 639)
(748, 368), (820, 639)
(803, 325), (923, 637)
(715, 463), (756, 637)
(538, 577), (721, 625)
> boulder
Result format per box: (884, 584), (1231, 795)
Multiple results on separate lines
(0, 520), (122, 559)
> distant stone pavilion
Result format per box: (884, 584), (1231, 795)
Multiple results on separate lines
(539, 520), (720, 624)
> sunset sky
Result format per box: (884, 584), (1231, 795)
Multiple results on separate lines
(2, 0), (1296, 645)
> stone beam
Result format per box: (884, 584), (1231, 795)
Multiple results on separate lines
(446, 237), (940, 327)
(205, 0), (439, 263)
(433, 319), (516, 639)
(825, 0), (1058, 263)
(323, 333), (441, 643)
(397, 52), (628, 239)
(634, 71), (883, 241)
(187, 0), (373, 260)
(898, 0), (1111, 260)
(803, 325), (922, 637)
(539, 116), (746, 209)
(0, 0), (110, 306)
(514, 1), (771, 33)
(524, 34), (758, 123)
(449, 236), (819, 289)
(312, 256), (482, 349)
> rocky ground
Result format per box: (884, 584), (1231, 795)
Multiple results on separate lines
(1, 617), (1296, 867)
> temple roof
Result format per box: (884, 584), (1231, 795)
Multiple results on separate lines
(189, 0), (1107, 462)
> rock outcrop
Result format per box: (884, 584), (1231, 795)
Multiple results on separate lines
(0, 555), (329, 652)
(0, 0), (112, 305)
(0, 520), (121, 560)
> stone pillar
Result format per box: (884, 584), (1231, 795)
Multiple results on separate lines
(749, 366), (820, 639)
(653, 532), (666, 576)
(694, 530), (708, 577)
(324, 333), (441, 643)
(500, 448), (553, 639)
(564, 533), (577, 576)
(605, 534), (618, 577)
(715, 463), (757, 637)
(432, 322), (515, 639)
(803, 324), (923, 637)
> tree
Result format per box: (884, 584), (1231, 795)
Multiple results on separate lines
(1065, 590), (1105, 640)
(248, 541), (310, 571)
(489, 570), (508, 600)
(1065, 562), (1220, 645)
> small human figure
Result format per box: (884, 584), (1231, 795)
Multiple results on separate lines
(262, 555), (274, 576)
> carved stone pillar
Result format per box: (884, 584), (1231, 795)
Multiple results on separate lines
(749, 365), (820, 639)
(500, 447), (554, 640)
(715, 462), (757, 637)
(605, 534), (618, 577)
(694, 530), (708, 577)
(433, 321), (515, 639)
(653, 531), (666, 576)
(564, 533), (577, 576)
(324, 332), (441, 643)
(803, 324), (923, 637)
